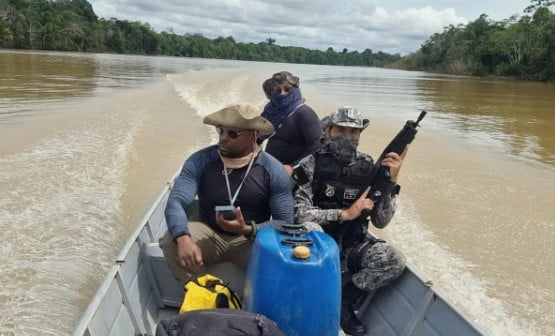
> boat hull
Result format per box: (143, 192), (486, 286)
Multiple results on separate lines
(72, 173), (484, 336)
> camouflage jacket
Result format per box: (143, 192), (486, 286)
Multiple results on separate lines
(294, 152), (397, 229)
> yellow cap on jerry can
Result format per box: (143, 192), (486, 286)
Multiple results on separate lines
(293, 245), (310, 259)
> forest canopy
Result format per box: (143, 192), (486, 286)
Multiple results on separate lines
(0, 0), (400, 67)
(394, 3), (555, 81)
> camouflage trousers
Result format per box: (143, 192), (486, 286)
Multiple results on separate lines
(345, 240), (406, 292)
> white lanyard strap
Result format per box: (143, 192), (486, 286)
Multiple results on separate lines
(224, 153), (256, 206)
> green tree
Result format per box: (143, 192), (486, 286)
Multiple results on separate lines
(525, 0), (555, 13)
(397, 6), (555, 80)
(2, 0), (401, 68)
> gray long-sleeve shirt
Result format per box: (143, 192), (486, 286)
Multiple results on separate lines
(165, 145), (294, 239)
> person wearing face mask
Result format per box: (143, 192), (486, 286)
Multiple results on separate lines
(293, 106), (407, 336)
(260, 71), (322, 175)
(160, 103), (295, 284)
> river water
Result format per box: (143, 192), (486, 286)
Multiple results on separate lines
(0, 50), (554, 336)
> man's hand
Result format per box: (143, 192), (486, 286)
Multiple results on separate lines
(216, 207), (252, 235)
(381, 145), (408, 182)
(283, 164), (293, 176)
(176, 235), (203, 267)
(340, 187), (374, 221)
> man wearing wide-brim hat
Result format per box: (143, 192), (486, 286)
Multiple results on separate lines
(160, 102), (294, 283)
(293, 106), (407, 336)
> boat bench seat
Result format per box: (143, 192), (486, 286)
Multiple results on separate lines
(142, 242), (246, 309)
(142, 197), (246, 310)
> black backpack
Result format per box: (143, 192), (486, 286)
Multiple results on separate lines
(155, 308), (285, 336)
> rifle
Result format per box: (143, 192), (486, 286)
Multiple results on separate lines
(363, 110), (426, 204)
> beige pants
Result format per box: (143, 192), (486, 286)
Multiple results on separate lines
(159, 221), (253, 283)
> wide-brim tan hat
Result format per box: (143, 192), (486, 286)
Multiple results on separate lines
(203, 103), (274, 135)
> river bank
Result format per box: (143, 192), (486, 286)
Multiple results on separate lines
(388, 7), (555, 82)
(388, 61), (555, 83)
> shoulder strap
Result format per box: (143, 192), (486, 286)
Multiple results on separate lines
(220, 281), (243, 309)
(292, 165), (309, 185)
(288, 103), (305, 118)
(229, 289), (243, 309)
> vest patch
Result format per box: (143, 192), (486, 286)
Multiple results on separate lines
(344, 188), (360, 200)
(325, 184), (335, 197)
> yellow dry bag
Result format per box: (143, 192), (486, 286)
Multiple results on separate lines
(179, 274), (242, 313)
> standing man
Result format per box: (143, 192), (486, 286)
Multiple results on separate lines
(161, 103), (294, 283)
(260, 71), (322, 175)
(294, 106), (407, 336)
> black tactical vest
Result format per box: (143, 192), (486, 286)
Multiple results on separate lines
(312, 152), (373, 210)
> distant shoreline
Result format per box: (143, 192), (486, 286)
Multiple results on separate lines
(388, 8), (555, 82)
(385, 62), (554, 83)
(0, 0), (399, 68)
(2, 0), (552, 81)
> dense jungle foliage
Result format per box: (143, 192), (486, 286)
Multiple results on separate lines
(395, 2), (555, 80)
(1, 0), (553, 79)
(0, 0), (400, 67)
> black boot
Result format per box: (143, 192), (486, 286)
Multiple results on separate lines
(340, 303), (366, 336)
(340, 281), (366, 336)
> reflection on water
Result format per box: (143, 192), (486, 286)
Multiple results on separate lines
(415, 76), (555, 167)
(305, 68), (555, 168)
(0, 51), (98, 100)
(304, 68), (425, 117)
(0, 50), (243, 122)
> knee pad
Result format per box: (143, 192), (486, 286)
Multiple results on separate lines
(361, 243), (405, 270)
(352, 244), (405, 291)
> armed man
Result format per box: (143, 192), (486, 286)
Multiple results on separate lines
(293, 106), (407, 336)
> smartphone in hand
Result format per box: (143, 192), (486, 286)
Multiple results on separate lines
(215, 205), (236, 220)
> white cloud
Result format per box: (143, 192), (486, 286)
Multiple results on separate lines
(89, 0), (515, 54)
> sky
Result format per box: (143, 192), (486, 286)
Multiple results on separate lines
(89, 0), (531, 55)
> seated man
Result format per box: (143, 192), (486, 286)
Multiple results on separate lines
(293, 106), (407, 336)
(260, 71), (322, 175)
(160, 103), (294, 283)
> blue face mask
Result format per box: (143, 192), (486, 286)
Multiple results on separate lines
(270, 88), (302, 110)
(262, 88), (304, 130)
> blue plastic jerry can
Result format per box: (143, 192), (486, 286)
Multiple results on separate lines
(243, 224), (341, 336)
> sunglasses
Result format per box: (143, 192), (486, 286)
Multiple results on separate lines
(217, 127), (249, 139)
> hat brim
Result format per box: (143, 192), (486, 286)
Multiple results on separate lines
(330, 118), (370, 131)
(203, 105), (274, 136)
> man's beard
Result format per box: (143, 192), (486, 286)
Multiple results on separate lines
(219, 142), (255, 159)
(219, 149), (239, 158)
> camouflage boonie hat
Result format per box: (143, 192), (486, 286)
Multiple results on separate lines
(327, 106), (370, 130)
(271, 71), (300, 88)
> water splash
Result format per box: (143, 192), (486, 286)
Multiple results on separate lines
(0, 114), (140, 335)
(384, 197), (544, 336)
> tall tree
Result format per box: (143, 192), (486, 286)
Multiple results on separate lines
(525, 0), (555, 13)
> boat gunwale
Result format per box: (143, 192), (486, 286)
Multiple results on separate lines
(72, 170), (180, 336)
(73, 168), (484, 335)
